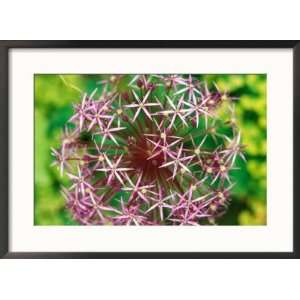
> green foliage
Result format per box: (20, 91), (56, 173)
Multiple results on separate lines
(34, 74), (267, 225)
(200, 74), (267, 225)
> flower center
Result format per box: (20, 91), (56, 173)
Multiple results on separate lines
(220, 165), (226, 172)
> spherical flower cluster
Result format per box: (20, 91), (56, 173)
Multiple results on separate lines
(51, 74), (246, 225)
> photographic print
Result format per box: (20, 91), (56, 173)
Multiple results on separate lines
(34, 74), (267, 226)
(2, 41), (297, 257)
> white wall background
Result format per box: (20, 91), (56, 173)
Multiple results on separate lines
(1, 0), (300, 299)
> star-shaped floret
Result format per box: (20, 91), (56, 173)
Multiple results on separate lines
(159, 143), (194, 179)
(112, 95), (126, 127)
(168, 187), (211, 225)
(185, 135), (208, 165)
(88, 142), (107, 171)
(157, 95), (189, 128)
(85, 99), (113, 131)
(145, 126), (182, 161)
(67, 165), (94, 197)
(225, 104), (238, 128)
(60, 126), (79, 153)
(210, 161), (234, 185)
(168, 194), (209, 225)
(128, 74), (156, 90)
(183, 97), (213, 128)
(96, 154), (133, 185)
(212, 82), (239, 103)
(51, 147), (70, 176)
(154, 74), (186, 90)
(124, 89), (161, 121)
(174, 75), (202, 102)
(210, 183), (235, 206)
(113, 198), (147, 225)
(188, 177), (210, 197)
(61, 187), (92, 223)
(96, 115), (126, 147)
(144, 119), (182, 157)
(197, 183), (235, 218)
(122, 173), (157, 204)
(69, 93), (89, 131)
(86, 190), (120, 223)
(69, 89), (97, 131)
(146, 138), (181, 161)
(220, 131), (246, 167)
(145, 186), (174, 221)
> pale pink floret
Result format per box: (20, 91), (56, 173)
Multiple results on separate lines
(124, 89), (161, 121)
(156, 95), (189, 129)
(159, 143), (195, 179)
(95, 115), (126, 147)
(96, 154), (133, 185)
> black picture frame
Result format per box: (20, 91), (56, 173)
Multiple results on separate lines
(0, 40), (299, 259)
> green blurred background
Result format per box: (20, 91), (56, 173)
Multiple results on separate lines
(34, 74), (267, 225)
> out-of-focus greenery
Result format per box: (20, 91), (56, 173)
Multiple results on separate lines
(34, 74), (266, 225)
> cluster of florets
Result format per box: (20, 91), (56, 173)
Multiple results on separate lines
(51, 74), (246, 225)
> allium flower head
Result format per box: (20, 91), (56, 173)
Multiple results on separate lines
(52, 74), (246, 225)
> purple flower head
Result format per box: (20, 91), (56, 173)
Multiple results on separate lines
(52, 74), (246, 225)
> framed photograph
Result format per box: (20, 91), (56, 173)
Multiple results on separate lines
(0, 41), (299, 258)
